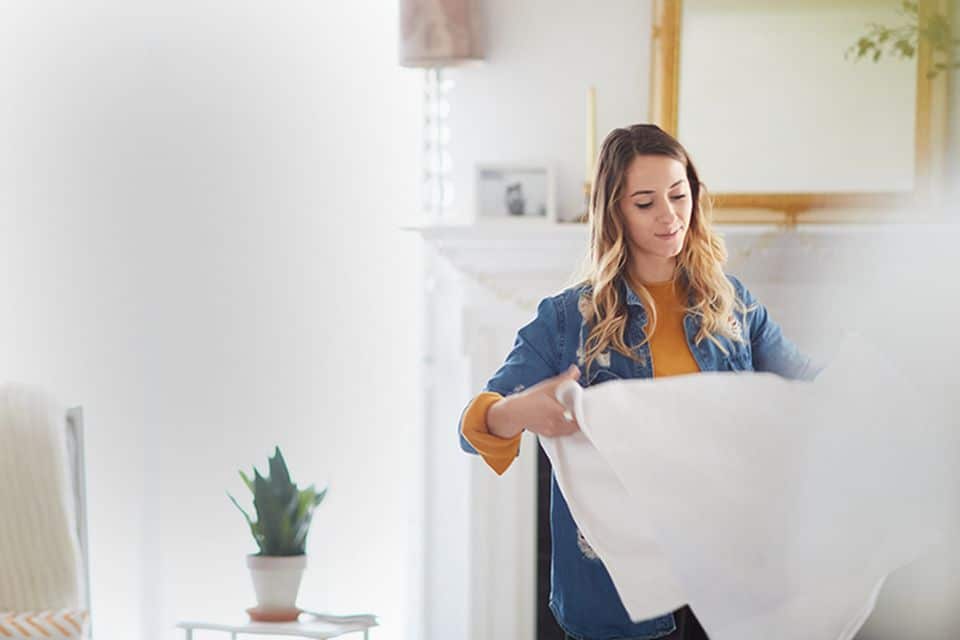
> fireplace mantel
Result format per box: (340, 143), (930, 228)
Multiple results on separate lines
(409, 221), (939, 640)
(412, 222), (889, 307)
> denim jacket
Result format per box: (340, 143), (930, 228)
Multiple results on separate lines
(458, 274), (817, 640)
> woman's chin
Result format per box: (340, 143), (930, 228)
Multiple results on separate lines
(659, 239), (685, 258)
(650, 230), (686, 255)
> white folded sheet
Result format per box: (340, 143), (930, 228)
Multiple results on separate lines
(540, 335), (952, 640)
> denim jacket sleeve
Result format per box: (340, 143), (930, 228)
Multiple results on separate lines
(733, 276), (820, 381)
(458, 295), (564, 453)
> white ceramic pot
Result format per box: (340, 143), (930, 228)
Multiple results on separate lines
(246, 554), (307, 609)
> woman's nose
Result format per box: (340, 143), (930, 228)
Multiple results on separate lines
(657, 200), (677, 222)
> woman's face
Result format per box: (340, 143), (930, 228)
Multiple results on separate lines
(618, 154), (693, 262)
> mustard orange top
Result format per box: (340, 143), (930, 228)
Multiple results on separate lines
(461, 279), (701, 475)
(460, 392), (520, 475)
(642, 279), (700, 377)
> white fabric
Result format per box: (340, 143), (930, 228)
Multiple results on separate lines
(540, 419), (686, 618)
(540, 335), (952, 640)
(0, 384), (83, 611)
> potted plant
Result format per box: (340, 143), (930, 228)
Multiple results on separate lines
(228, 447), (327, 621)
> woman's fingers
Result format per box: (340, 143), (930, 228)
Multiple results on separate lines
(510, 365), (582, 437)
(523, 401), (578, 437)
(544, 403), (579, 436)
(559, 364), (580, 382)
(548, 421), (579, 436)
(549, 364), (580, 434)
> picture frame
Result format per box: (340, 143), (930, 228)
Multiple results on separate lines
(475, 165), (557, 223)
(648, 0), (950, 225)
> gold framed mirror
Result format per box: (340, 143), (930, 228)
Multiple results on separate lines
(649, 0), (951, 225)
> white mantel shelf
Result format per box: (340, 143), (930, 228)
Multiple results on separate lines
(407, 222), (938, 291)
(410, 223), (590, 276)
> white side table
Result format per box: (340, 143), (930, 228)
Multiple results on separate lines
(176, 616), (377, 640)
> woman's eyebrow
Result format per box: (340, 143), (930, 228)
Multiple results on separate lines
(628, 179), (685, 197)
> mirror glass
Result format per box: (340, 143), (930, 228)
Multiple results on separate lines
(677, 0), (918, 194)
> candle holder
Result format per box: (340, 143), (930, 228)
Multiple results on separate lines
(580, 85), (596, 224)
(575, 180), (591, 224)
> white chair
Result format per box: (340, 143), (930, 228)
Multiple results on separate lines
(65, 407), (92, 634)
(0, 387), (93, 638)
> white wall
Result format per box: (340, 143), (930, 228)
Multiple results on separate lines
(0, 2), (424, 639)
(446, 0), (652, 223)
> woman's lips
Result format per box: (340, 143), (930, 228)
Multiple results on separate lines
(655, 227), (682, 238)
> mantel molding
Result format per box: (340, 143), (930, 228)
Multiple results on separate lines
(413, 223), (589, 276)
(410, 223), (930, 297)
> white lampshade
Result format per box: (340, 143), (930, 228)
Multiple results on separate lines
(398, 0), (482, 67)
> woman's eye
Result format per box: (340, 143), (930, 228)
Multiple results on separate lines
(634, 194), (685, 210)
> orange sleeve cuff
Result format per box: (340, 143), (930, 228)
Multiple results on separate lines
(460, 391), (522, 476)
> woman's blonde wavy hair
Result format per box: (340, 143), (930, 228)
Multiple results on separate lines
(574, 124), (745, 375)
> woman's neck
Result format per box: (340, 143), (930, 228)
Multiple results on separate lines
(628, 254), (677, 285)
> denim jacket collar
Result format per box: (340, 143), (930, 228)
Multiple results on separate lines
(621, 276), (645, 309)
(619, 275), (708, 340)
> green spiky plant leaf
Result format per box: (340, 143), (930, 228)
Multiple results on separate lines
(227, 447), (327, 556)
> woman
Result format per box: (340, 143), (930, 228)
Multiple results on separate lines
(457, 124), (816, 640)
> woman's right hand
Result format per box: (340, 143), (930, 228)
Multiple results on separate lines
(486, 365), (582, 439)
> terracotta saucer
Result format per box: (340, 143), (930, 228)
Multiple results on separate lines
(246, 606), (301, 622)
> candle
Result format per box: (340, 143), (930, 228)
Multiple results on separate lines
(585, 86), (597, 184)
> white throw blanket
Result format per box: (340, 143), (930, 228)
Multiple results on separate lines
(541, 335), (953, 640)
(0, 384), (84, 611)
